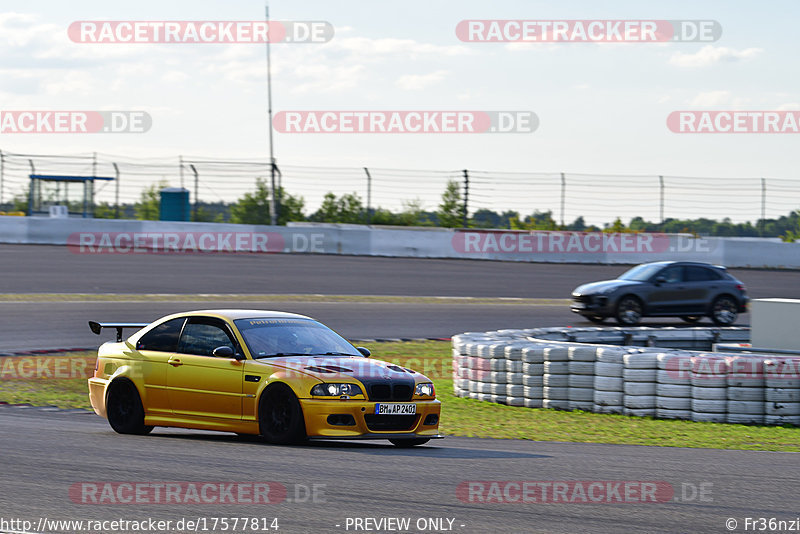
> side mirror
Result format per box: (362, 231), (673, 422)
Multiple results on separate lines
(356, 347), (371, 358)
(212, 346), (237, 358)
(655, 276), (666, 285)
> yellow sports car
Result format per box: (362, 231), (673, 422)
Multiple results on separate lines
(87, 310), (441, 447)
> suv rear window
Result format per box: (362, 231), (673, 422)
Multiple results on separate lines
(685, 266), (721, 281)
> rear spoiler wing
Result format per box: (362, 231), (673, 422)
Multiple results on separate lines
(88, 321), (149, 342)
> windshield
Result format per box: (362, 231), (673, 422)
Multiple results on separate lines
(618, 263), (665, 282)
(234, 318), (361, 359)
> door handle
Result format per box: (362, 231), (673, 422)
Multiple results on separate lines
(169, 359), (183, 366)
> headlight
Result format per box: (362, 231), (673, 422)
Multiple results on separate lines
(415, 382), (435, 397)
(311, 383), (363, 397)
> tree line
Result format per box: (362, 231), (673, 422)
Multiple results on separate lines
(21, 178), (799, 241)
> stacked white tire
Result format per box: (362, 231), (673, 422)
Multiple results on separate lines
(623, 351), (658, 417)
(543, 346), (570, 410)
(504, 342), (526, 407)
(485, 343), (508, 405)
(691, 355), (728, 423)
(764, 357), (800, 426)
(656, 353), (693, 419)
(521, 345), (546, 408)
(726, 355), (765, 424)
(568, 346), (596, 411)
(593, 347), (625, 414)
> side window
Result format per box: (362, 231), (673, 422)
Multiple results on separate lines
(136, 318), (185, 352)
(686, 266), (719, 281)
(177, 319), (236, 357)
(658, 266), (683, 283)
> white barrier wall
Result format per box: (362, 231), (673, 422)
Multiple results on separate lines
(751, 299), (800, 351)
(0, 217), (799, 269)
(452, 326), (800, 426)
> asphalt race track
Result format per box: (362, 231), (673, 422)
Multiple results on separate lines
(2, 245), (800, 534)
(3, 243), (800, 351)
(1, 407), (798, 534)
(2, 244), (800, 298)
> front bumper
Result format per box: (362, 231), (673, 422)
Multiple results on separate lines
(570, 295), (613, 315)
(299, 398), (441, 439)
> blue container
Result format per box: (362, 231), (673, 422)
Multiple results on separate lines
(159, 187), (190, 221)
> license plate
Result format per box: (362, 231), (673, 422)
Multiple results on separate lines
(572, 302), (586, 309)
(374, 403), (416, 415)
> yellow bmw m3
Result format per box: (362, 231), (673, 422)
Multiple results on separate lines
(87, 310), (442, 447)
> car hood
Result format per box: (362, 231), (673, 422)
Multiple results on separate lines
(251, 355), (428, 383)
(573, 279), (640, 296)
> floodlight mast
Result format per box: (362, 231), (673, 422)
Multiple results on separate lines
(266, 4), (277, 226)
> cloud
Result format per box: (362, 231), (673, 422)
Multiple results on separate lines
(689, 90), (750, 107)
(396, 70), (448, 91)
(669, 45), (763, 68)
(335, 37), (471, 59)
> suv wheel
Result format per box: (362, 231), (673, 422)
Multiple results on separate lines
(711, 296), (738, 326)
(616, 296), (642, 326)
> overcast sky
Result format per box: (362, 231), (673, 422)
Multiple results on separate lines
(1, 1), (798, 222)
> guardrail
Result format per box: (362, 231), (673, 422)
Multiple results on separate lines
(452, 327), (800, 426)
(0, 217), (799, 268)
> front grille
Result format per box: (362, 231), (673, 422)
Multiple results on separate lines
(364, 414), (419, 431)
(393, 384), (412, 400)
(572, 294), (592, 304)
(367, 382), (414, 401)
(369, 384), (391, 400)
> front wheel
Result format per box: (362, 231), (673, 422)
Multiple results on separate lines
(615, 296), (643, 326)
(259, 384), (307, 445)
(711, 296), (738, 326)
(106, 380), (153, 435)
(389, 438), (430, 448)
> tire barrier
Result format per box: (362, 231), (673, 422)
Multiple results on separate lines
(451, 326), (800, 426)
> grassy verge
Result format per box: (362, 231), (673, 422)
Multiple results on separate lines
(2, 342), (798, 451)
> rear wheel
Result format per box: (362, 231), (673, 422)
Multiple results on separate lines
(711, 296), (738, 326)
(259, 384), (306, 444)
(615, 296), (643, 326)
(680, 316), (702, 324)
(106, 380), (153, 435)
(389, 438), (430, 447)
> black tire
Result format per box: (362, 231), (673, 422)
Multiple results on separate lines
(710, 296), (738, 326)
(389, 438), (430, 448)
(258, 384), (307, 445)
(615, 296), (643, 326)
(586, 315), (606, 324)
(106, 380), (153, 435)
(680, 316), (702, 324)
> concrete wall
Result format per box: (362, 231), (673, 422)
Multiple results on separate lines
(0, 216), (798, 269)
(751, 298), (800, 350)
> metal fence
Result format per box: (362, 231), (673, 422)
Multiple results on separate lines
(0, 150), (798, 227)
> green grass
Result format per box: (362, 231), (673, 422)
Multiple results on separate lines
(3, 342), (798, 451)
(0, 351), (96, 408)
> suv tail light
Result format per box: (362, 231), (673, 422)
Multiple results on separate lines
(736, 284), (746, 293)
